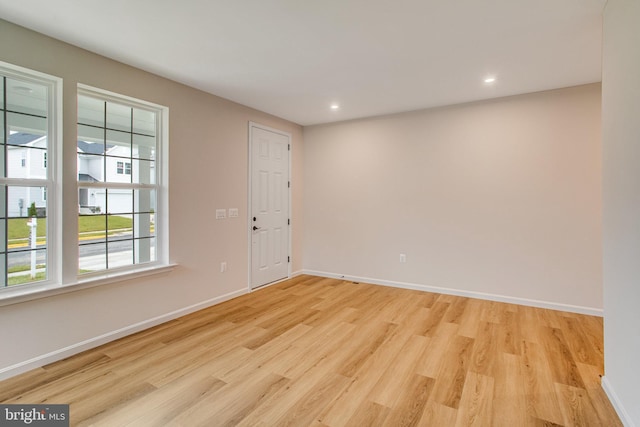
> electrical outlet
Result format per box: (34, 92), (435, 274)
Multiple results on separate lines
(228, 208), (239, 218)
(400, 253), (407, 263)
(215, 209), (226, 219)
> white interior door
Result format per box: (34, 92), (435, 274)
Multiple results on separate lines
(250, 123), (290, 289)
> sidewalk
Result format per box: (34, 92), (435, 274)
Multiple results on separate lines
(9, 247), (156, 283)
(8, 227), (136, 249)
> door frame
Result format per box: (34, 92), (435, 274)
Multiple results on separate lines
(247, 121), (292, 291)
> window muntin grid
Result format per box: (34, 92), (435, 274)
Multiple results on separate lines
(0, 72), (53, 289)
(77, 92), (159, 274)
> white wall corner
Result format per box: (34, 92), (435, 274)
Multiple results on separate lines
(290, 270), (305, 278)
(602, 376), (636, 427)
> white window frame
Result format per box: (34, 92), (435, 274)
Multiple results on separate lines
(76, 84), (169, 280)
(0, 65), (173, 306)
(0, 61), (62, 294)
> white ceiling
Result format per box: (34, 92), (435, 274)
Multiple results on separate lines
(0, 0), (606, 126)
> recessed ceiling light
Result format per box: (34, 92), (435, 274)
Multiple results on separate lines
(330, 104), (339, 110)
(484, 77), (496, 84)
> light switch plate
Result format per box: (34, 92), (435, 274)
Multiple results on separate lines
(215, 209), (226, 219)
(228, 208), (239, 218)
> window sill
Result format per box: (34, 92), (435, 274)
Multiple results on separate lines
(0, 263), (177, 307)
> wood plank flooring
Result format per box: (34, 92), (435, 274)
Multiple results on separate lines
(0, 275), (622, 426)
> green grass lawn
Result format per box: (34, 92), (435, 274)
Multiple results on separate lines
(8, 271), (47, 286)
(79, 215), (133, 233)
(8, 264), (46, 273)
(8, 215), (135, 240)
(7, 215), (144, 283)
(8, 218), (47, 239)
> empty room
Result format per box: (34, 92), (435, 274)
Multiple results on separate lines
(0, 0), (638, 426)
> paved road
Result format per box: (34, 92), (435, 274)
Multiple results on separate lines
(7, 239), (136, 268)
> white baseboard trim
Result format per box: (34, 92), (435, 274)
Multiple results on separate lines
(301, 270), (603, 317)
(0, 288), (247, 381)
(602, 376), (636, 427)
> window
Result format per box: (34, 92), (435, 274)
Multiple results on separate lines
(0, 62), (60, 289)
(77, 86), (166, 276)
(116, 161), (132, 175)
(0, 63), (168, 302)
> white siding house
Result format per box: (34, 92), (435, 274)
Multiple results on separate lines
(6, 132), (47, 217)
(8, 132), (149, 216)
(77, 142), (136, 214)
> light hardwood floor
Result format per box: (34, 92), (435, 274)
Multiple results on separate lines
(0, 275), (621, 426)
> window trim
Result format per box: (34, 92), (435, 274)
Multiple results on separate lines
(0, 60), (62, 292)
(0, 263), (177, 307)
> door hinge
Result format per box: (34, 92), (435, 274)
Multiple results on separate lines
(288, 144), (290, 151)
(288, 181), (290, 188)
(288, 218), (290, 225)
(288, 256), (290, 263)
